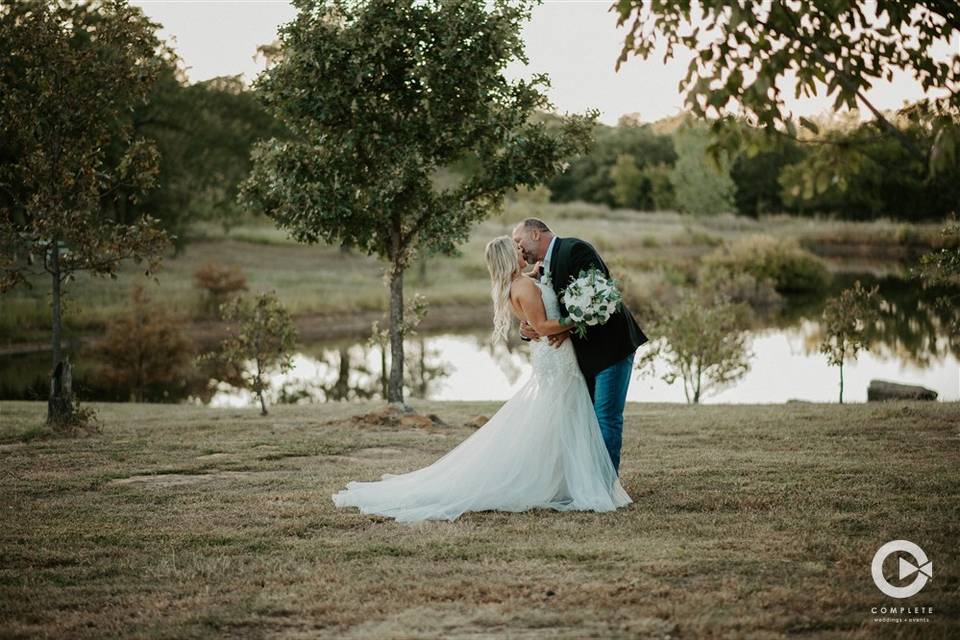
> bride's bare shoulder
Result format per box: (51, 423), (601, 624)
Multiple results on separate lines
(509, 275), (538, 299)
(509, 278), (543, 317)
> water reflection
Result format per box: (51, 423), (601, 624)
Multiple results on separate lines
(204, 325), (959, 407)
(781, 274), (960, 367)
(1, 273), (957, 405)
(205, 337), (454, 407)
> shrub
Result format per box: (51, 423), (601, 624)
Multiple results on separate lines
(894, 224), (922, 247)
(677, 227), (723, 247)
(199, 291), (297, 416)
(636, 288), (753, 404)
(911, 217), (960, 333)
(193, 263), (248, 314)
(819, 281), (882, 404)
(697, 269), (782, 317)
(699, 234), (831, 293)
(97, 284), (195, 402)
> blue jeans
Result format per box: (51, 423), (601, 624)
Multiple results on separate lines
(586, 351), (635, 474)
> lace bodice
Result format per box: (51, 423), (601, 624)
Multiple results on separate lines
(536, 279), (562, 320)
(530, 281), (582, 381)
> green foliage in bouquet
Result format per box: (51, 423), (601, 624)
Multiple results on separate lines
(559, 266), (623, 339)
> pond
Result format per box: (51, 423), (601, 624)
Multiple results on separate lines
(1, 273), (957, 405)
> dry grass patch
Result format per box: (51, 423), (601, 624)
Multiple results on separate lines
(0, 400), (957, 638)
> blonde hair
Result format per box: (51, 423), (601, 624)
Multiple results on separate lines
(485, 235), (520, 343)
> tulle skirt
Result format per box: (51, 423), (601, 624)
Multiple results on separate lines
(331, 344), (632, 522)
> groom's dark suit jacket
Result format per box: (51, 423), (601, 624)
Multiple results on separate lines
(546, 237), (648, 380)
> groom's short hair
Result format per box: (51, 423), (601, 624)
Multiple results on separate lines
(521, 218), (551, 233)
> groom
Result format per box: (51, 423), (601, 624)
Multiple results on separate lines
(513, 218), (647, 474)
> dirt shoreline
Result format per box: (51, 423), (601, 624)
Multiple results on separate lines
(0, 241), (936, 358)
(0, 303), (494, 357)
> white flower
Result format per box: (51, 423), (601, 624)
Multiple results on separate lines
(558, 266), (624, 337)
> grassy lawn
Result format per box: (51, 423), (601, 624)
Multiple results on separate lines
(1, 400), (957, 638)
(2, 201), (950, 343)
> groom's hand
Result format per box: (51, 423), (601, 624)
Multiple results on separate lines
(519, 320), (540, 341)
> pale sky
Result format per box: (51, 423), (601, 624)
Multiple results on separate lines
(131, 0), (959, 125)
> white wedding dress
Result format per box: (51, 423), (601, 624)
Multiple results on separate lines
(331, 280), (632, 522)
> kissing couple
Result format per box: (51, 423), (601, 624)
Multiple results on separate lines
(333, 218), (648, 522)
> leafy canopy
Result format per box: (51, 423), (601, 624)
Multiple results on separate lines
(614, 1), (960, 173)
(0, 0), (171, 291)
(636, 289), (752, 404)
(819, 280), (881, 368)
(240, 0), (595, 265)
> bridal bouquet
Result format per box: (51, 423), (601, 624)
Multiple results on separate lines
(559, 266), (623, 338)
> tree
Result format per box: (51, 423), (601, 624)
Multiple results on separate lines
(641, 162), (676, 211)
(775, 116), (960, 220)
(193, 263), (248, 316)
(912, 217), (960, 332)
(548, 118), (676, 206)
(609, 153), (645, 209)
(99, 62), (290, 247)
(97, 284), (193, 402)
(670, 123), (736, 215)
(201, 292), (298, 416)
(615, 1), (960, 176)
(240, 0), (594, 405)
(368, 293), (428, 401)
(819, 280), (881, 403)
(636, 290), (752, 404)
(730, 136), (803, 217)
(0, 0), (171, 427)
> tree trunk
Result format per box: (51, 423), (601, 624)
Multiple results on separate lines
(379, 345), (388, 400)
(47, 242), (73, 426)
(332, 348), (350, 400)
(693, 376), (701, 404)
(48, 360), (74, 427)
(50, 242), (62, 373)
(387, 263), (405, 405)
(418, 337), (427, 398)
(838, 361), (844, 405)
(256, 358), (268, 415)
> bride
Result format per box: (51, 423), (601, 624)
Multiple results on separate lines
(331, 236), (632, 522)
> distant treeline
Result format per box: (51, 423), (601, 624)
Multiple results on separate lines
(545, 113), (960, 221)
(72, 65), (957, 246)
(95, 62), (290, 249)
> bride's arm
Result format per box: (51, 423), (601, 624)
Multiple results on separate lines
(510, 278), (572, 337)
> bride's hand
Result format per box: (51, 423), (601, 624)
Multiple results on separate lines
(523, 260), (543, 279)
(547, 328), (572, 348)
(519, 320), (540, 340)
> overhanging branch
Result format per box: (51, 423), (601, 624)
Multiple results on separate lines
(765, 2), (928, 164)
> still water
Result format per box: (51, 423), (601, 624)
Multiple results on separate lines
(2, 274), (958, 405)
(201, 324), (958, 407)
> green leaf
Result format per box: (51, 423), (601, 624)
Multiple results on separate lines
(798, 117), (820, 135)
